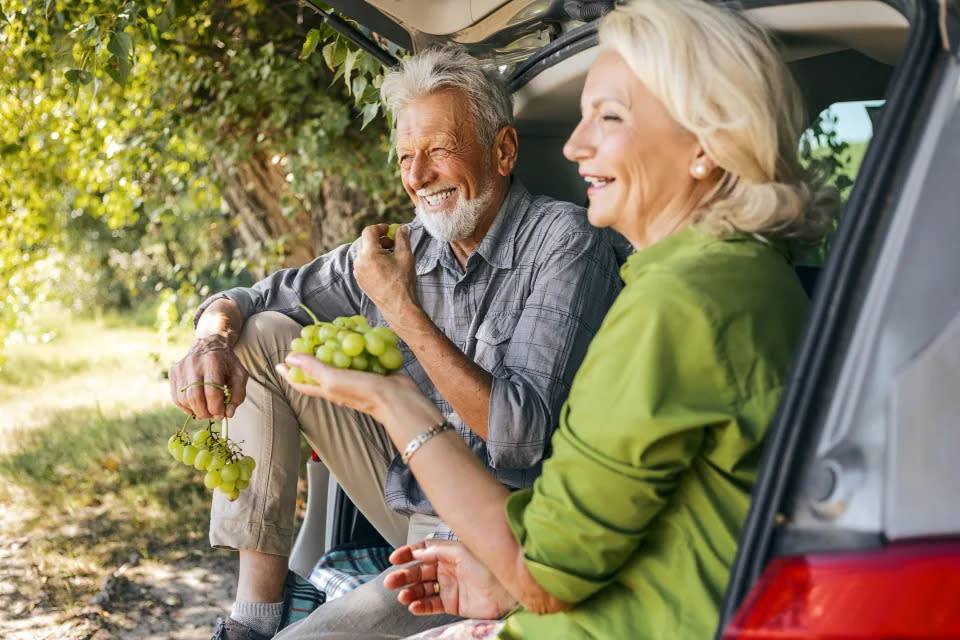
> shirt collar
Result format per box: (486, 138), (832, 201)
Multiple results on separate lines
(620, 226), (795, 284)
(411, 178), (529, 275)
(472, 179), (529, 270)
(620, 227), (710, 284)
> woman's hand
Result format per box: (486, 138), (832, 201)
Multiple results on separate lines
(385, 540), (518, 619)
(276, 353), (442, 442)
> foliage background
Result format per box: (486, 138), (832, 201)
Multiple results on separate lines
(1, 0), (867, 366)
(0, 0), (408, 365)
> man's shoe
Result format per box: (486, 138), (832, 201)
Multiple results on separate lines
(210, 616), (273, 640)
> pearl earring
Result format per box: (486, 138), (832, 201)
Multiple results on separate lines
(692, 162), (709, 178)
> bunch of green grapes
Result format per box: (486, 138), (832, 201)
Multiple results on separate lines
(167, 382), (254, 502)
(289, 304), (403, 384)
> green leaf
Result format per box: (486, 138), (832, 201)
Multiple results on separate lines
(104, 54), (131, 85)
(321, 41), (337, 70)
(351, 76), (367, 105)
(108, 31), (131, 61)
(145, 21), (160, 46)
(342, 49), (359, 93)
(64, 68), (93, 85)
(300, 28), (321, 60)
(360, 102), (379, 130)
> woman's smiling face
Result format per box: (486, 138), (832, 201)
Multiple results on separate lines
(563, 49), (705, 249)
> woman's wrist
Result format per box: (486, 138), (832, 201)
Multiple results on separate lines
(376, 379), (446, 447)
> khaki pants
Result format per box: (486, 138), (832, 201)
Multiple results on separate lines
(210, 311), (411, 553)
(210, 311), (463, 637)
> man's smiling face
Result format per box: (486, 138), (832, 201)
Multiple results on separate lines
(396, 88), (497, 242)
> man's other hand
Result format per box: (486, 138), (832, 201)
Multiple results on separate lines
(169, 334), (248, 420)
(354, 223), (419, 323)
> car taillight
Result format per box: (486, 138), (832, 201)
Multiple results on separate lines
(722, 540), (960, 639)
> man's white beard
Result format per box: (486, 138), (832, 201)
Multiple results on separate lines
(416, 182), (497, 243)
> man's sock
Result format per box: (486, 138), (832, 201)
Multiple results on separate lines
(231, 599), (284, 637)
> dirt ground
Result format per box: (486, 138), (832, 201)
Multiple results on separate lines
(0, 498), (236, 640)
(0, 322), (239, 639)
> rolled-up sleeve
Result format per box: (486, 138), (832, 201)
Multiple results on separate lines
(194, 243), (364, 328)
(485, 228), (621, 469)
(504, 271), (736, 602)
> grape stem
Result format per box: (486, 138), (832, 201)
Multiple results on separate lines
(299, 302), (321, 325)
(179, 381), (232, 440)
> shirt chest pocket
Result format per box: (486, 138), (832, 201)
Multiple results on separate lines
(473, 313), (520, 375)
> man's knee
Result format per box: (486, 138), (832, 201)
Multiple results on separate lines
(234, 311), (301, 370)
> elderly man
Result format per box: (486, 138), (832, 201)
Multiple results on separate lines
(169, 46), (621, 639)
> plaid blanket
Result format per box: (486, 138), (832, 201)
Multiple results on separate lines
(279, 525), (459, 630)
(308, 544), (395, 601)
(279, 544), (394, 630)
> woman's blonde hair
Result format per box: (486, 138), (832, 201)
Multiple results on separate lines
(600, 0), (838, 244)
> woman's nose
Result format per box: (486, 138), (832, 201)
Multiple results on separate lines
(563, 120), (594, 162)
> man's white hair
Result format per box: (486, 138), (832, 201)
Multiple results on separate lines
(380, 45), (514, 148)
(601, 0), (838, 244)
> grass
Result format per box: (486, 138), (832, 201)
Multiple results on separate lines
(0, 314), (212, 616)
(0, 312), (313, 628)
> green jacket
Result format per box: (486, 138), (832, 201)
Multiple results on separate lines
(501, 228), (809, 639)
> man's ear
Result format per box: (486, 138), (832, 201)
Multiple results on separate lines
(493, 126), (519, 177)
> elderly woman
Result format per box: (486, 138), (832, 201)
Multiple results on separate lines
(278, 0), (835, 638)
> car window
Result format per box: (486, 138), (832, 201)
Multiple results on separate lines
(797, 100), (884, 262)
(800, 99), (884, 199)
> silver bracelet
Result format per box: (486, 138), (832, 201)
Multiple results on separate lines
(401, 420), (455, 465)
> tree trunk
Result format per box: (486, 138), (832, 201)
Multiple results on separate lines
(215, 151), (384, 279)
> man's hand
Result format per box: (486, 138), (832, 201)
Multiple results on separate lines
(353, 224), (420, 325)
(385, 540), (518, 619)
(169, 334), (248, 420)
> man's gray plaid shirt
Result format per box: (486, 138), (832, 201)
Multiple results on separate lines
(197, 180), (623, 517)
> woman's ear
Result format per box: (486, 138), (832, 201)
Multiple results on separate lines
(494, 126), (519, 177)
(689, 146), (717, 180)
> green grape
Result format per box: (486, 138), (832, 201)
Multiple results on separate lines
(204, 469), (222, 489)
(387, 223), (400, 240)
(301, 325), (319, 342)
(316, 324), (337, 342)
(227, 487), (241, 502)
(378, 346), (403, 371)
(218, 481), (236, 494)
(341, 332), (365, 357)
(332, 351), (351, 369)
(209, 452), (227, 471)
(168, 436), (185, 461)
(371, 326), (398, 346)
(182, 444), (199, 466)
(315, 345), (334, 363)
(351, 354), (369, 370)
(238, 464), (252, 483)
(289, 367), (307, 383)
(332, 317), (353, 329)
(220, 462), (240, 483)
(194, 449), (213, 471)
(363, 332), (386, 356)
(290, 338), (313, 354)
(304, 375), (317, 385)
(369, 361), (388, 376)
(192, 429), (211, 448)
(240, 455), (256, 471)
(236, 478), (250, 490)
